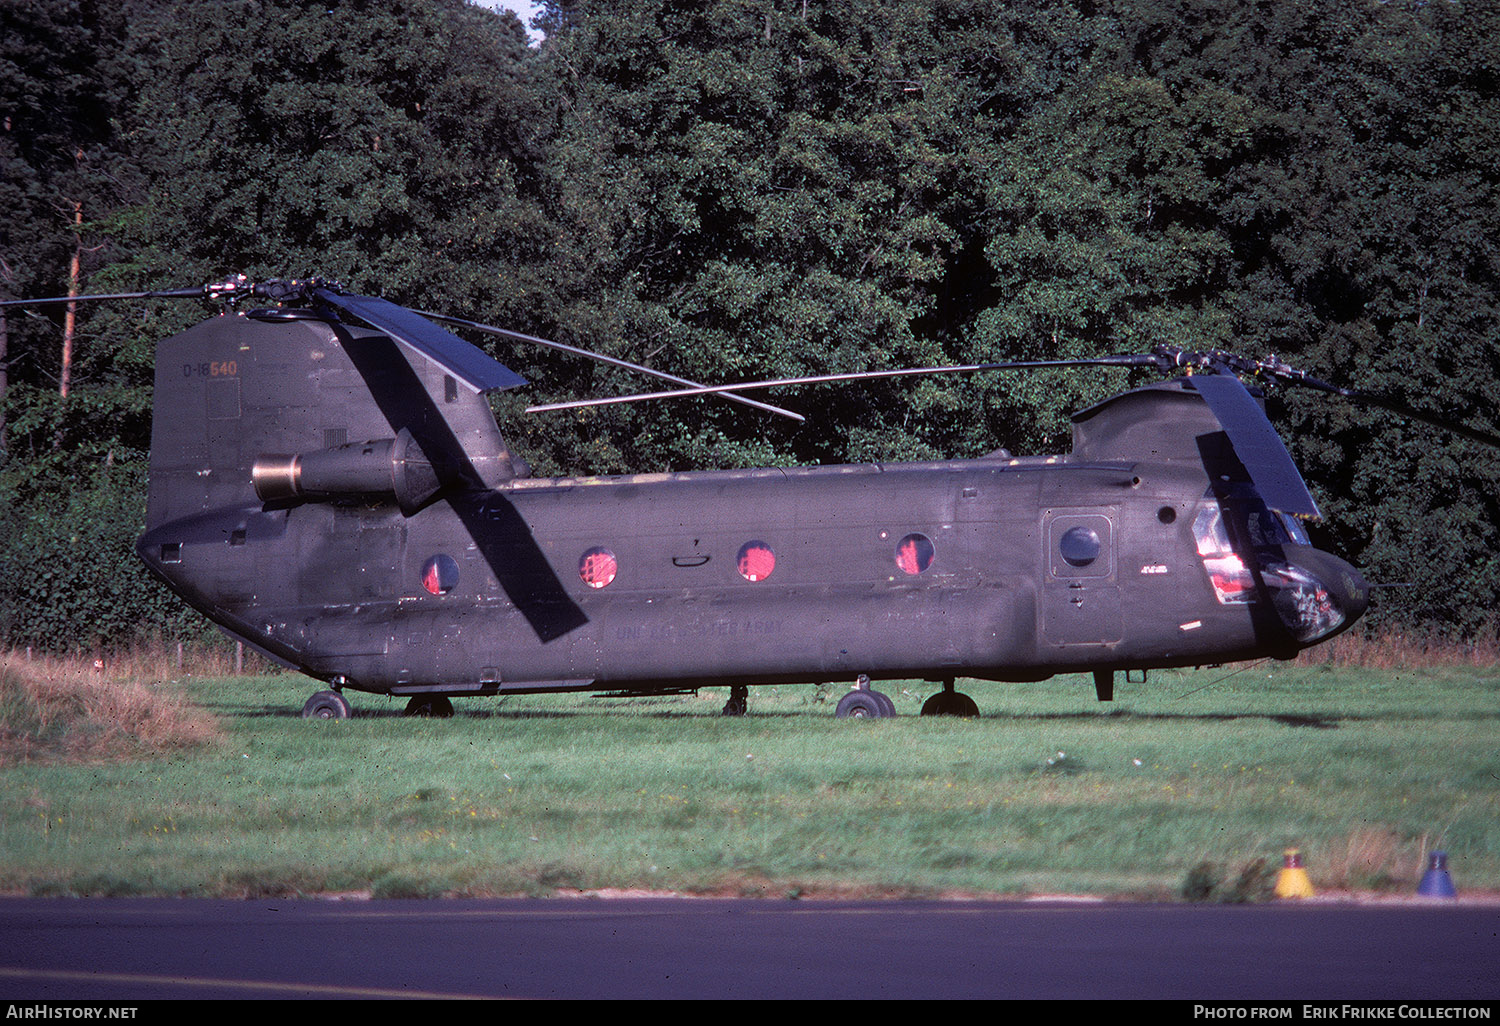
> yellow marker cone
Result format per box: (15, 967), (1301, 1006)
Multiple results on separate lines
(1275, 848), (1316, 899)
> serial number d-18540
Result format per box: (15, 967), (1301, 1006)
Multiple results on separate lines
(182, 361), (239, 378)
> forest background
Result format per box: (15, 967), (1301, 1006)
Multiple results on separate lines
(1, 0), (1496, 653)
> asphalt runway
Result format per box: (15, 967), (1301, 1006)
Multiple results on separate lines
(0, 897), (1495, 1001)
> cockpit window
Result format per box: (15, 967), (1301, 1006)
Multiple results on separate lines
(1192, 504), (1233, 558)
(1201, 485), (1311, 552)
(1247, 509), (1310, 547)
(1281, 514), (1310, 546)
(1193, 501), (1253, 604)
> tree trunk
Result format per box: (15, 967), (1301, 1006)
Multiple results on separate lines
(0, 304), (8, 445)
(60, 198), (84, 399)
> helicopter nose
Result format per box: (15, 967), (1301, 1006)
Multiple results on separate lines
(1261, 546), (1370, 645)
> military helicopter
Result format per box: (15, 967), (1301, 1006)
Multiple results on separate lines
(5, 276), (1494, 719)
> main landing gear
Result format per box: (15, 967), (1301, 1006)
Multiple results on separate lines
(919, 678), (978, 718)
(722, 685), (749, 717)
(404, 695), (455, 718)
(835, 675), (896, 718)
(301, 687), (457, 718)
(831, 676), (981, 719)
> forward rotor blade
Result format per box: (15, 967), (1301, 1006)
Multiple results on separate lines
(1188, 373), (1320, 517)
(1351, 393), (1500, 447)
(419, 311), (804, 424)
(1271, 369), (1500, 448)
(311, 289), (527, 395)
(525, 354), (1158, 415)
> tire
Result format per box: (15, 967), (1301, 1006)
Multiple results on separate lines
(920, 691), (979, 717)
(302, 690), (351, 720)
(836, 690), (891, 719)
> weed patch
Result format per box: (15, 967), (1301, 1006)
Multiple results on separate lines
(1181, 858), (1278, 903)
(0, 651), (221, 764)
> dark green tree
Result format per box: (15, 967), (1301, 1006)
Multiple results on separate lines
(963, 0), (1500, 635)
(0, 0), (550, 651)
(515, 0), (1071, 473)
(3, 0), (1497, 649)
(120, 0), (545, 300)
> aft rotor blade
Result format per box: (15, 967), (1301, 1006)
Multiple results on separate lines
(0, 287), (207, 308)
(419, 311), (804, 424)
(1188, 373), (1321, 518)
(525, 354), (1159, 415)
(311, 289), (528, 395)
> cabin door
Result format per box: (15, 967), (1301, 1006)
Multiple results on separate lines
(1041, 509), (1122, 646)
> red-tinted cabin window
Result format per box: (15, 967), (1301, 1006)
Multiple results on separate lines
(736, 541), (775, 582)
(895, 533), (935, 575)
(422, 554), (460, 595)
(579, 547), (618, 589)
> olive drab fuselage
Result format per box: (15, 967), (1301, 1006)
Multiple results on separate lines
(135, 309), (1369, 704)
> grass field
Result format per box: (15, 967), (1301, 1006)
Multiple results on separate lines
(1, 653), (1496, 900)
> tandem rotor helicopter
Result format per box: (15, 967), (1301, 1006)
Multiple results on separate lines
(5, 275), (1497, 719)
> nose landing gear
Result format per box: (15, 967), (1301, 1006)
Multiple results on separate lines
(301, 689), (352, 719)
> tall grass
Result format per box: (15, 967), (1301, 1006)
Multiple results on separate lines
(0, 649), (221, 765)
(1297, 625), (1500, 668)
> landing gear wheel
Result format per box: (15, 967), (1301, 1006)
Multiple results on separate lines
(404, 695), (454, 718)
(920, 691), (979, 717)
(836, 689), (895, 719)
(722, 686), (749, 717)
(302, 690), (352, 720)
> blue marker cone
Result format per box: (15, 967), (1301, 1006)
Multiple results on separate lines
(1417, 851), (1457, 899)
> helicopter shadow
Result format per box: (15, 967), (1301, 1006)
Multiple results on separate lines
(979, 708), (1352, 730)
(209, 699), (1386, 729)
(207, 698), (813, 721)
(336, 325), (588, 644)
